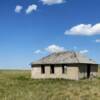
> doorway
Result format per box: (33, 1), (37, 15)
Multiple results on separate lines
(87, 64), (91, 78)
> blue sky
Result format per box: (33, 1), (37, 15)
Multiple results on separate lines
(0, 0), (100, 69)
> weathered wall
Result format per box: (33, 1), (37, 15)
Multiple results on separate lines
(31, 65), (63, 79)
(67, 66), (79, 80)
(97, 65), (100, 77)
(31, 64), (98, 80)
(79, 64), (87, 79)
(31, 65), (79, 80)
(31, 66), (41, 79)
(90, 64), (98, 77)
(79, 64), (98, 79)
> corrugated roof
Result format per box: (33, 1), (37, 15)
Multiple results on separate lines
(32, 51), (96, 65)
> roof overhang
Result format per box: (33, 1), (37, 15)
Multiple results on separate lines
(31, 63), (98, 67)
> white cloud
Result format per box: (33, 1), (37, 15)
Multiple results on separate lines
(80, 49), (88, 54)
(15, 5), (23, 13)
(34, 50), (42, 54)
(45, 44), (65, 53)
(96, 39), (100, 43)
(41, 0), (65, 5)
(26, 4), (37, 14)
(65, 23), (100, 36)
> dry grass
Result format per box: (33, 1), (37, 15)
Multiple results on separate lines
(0, 69), (100, 100)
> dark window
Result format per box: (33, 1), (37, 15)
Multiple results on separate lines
(87, 64), (91, 78)
(62, 65), (65, 74)
(41, 65), (45, 74)
(62, 65), (67, 74)
(50, 65), (54, 74)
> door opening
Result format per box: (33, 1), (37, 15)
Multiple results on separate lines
(87, 64), (91, 78)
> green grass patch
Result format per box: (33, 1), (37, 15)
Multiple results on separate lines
(0, 70), (100, 100)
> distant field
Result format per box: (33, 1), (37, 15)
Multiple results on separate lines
(0, 69), (100, 100)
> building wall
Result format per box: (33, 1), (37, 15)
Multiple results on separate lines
(31, 66), (41, 79)
(67, 66), (79, 80)
(31, 65), (63, 79)
(79, 64), (98, 79)
(31, 64), (98, 80)
(31, 65), (79, 80)
(79, 64), (87, 79)
(90, 64), (98, 77)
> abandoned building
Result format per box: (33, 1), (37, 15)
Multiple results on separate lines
(31, 51), (98, 80)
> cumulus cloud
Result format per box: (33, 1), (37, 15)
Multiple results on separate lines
(45, 44), (65, 53)
(15, 5), (23, 13)
(96, 39), (100, 43)
(80, 49), (88, 54)
(41, 0), (65, 5)
(26, 4), (37, 14)
(65, 23), (100, 36)
(34, 50), (42, 54)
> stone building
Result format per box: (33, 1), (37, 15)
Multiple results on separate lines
(31, 51), (98, 80)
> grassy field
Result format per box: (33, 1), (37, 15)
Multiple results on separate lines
(0, 70), (100, 100)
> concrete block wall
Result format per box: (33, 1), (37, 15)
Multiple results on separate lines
(31, 65), (79, 80)
(31, 65), (64, 79)
(31, 64), (98, 80)
(67, 66), (79, 80)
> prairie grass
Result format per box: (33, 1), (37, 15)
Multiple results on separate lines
(0, 70), (100, 100)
